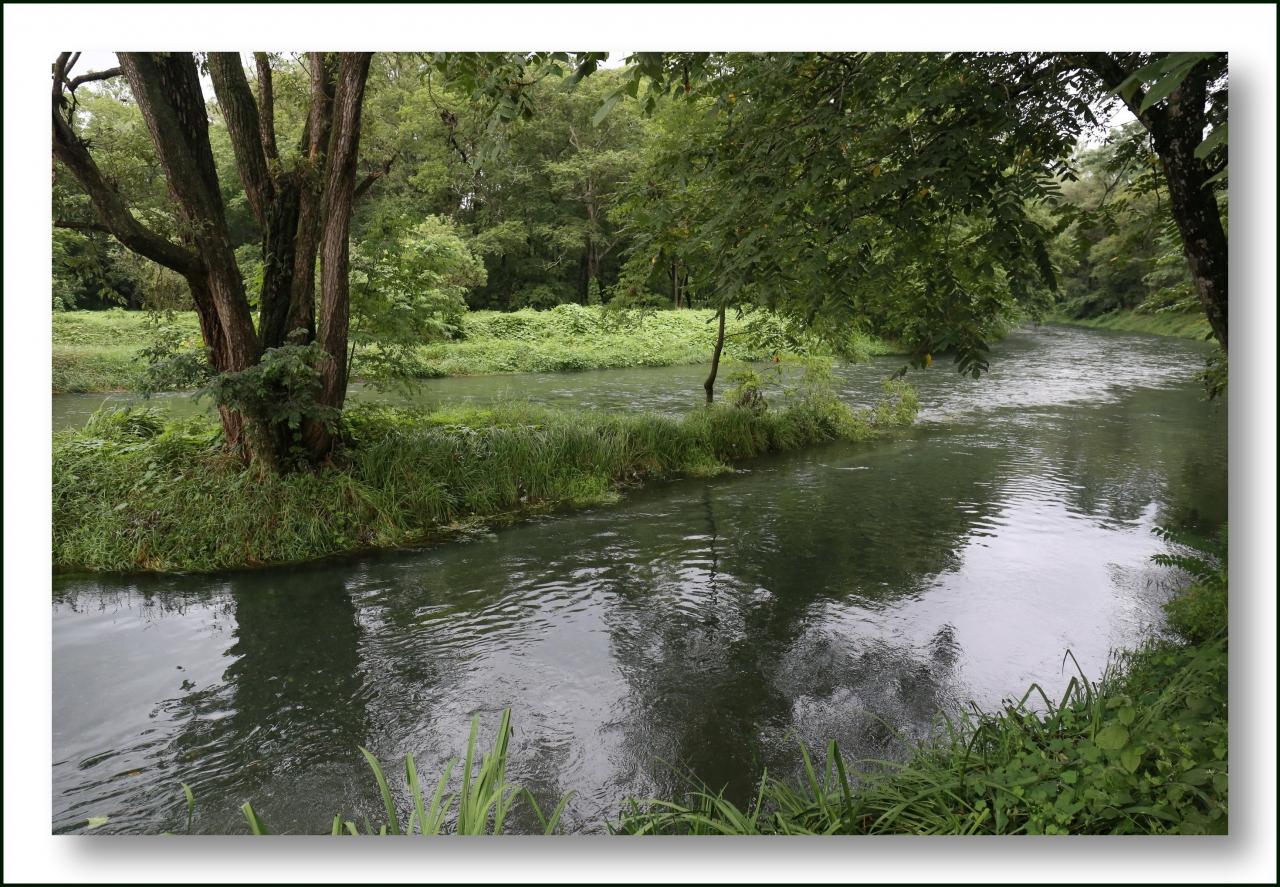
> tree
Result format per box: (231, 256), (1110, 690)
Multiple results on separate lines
(348, 213), (485, 381)
(53, 51), (375, 467)
(1066, 53), (1228, 351)
(1051, 122), (1201, 320)
(607, 52), (1101, 395)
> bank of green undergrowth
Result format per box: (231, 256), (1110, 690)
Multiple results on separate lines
(53, 377), (918, 572)
(51, 307), (899, 393)
(1047, 309), (1211, 341)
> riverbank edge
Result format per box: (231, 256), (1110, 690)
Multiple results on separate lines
(613, 561), (1227, 835)
(53, 382), (919, 574)
(1044, 309), (1211, 341)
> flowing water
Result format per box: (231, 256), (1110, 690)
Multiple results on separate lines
(51, 324), (1227, 834)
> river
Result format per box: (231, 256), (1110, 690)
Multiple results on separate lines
(51, 324), (1227, 833)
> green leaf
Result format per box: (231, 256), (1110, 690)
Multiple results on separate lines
(1137, 55), (1211, 114)
(1119, 748), (1142, 773)
(1194, 123), (1227, 160)
(85, 815), (109, 829)
(592, 92), (622, 127)
(1117, 706), (1136, 726)
(1095, 724), (1130, 751)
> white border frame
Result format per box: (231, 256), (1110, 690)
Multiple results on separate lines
(5, 4), (1275, 883)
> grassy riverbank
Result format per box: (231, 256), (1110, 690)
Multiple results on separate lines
(51, 307), (901, 393)
(1047, 309), (1212, 341)
(53, 374), (918, 572)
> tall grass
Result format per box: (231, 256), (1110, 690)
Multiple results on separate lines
(1046, 309), (1211, 341)
(228, 709), (569, 836)
(53, 378), (918, 572)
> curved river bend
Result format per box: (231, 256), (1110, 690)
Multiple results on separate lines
(52, 325), (1226, 833)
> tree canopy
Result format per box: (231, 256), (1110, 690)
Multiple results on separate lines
(52, 50), (1229, 469)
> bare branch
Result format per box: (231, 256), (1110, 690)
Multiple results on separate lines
(68, 66), (123, 92)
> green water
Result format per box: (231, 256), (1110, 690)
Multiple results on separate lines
(51, 325), (1226, 833)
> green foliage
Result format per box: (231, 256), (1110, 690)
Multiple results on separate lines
(613, 52), (1099, 375)
(1051, 122), (1218, 326)
(1049, 309), (1211, 341)
(203, 338), (340, 443)
(53, 307), (901, 394)
(53, 377), (916, 572)
(136, 312), (213, 396)
(429, 306), (899, 377)
(1154, 525), (1227, 645)
(349, 214), (485, 384)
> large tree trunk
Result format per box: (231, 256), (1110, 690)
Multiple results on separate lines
(306, 52), (373, 461)
(119, 53), (261, 373)
(704, 306), (726, 403)
(54, 51), (376, 470)
(1151, 88), (1228, 351)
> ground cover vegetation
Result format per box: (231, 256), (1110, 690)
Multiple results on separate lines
(53, 366), (919, 572)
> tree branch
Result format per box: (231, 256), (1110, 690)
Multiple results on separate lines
(208, 52), (275, 229)
(253, 52), (279, 161)
(353, 153), (396, 202)
(54, 218), (112, 234)
(51, 108), (201, 277)
(68, 66), (122, 92)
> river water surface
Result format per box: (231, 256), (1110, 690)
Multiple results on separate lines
(51, 324), (1226, 834)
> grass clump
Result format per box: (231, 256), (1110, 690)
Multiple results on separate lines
(53, 374), (918, 572)
(204, 709), (570, 836)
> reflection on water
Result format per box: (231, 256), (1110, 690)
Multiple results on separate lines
(51, 324), (1226, 833)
